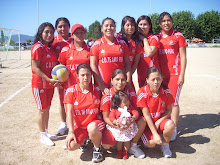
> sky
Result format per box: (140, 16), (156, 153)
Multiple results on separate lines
(0, 0), (219, 36)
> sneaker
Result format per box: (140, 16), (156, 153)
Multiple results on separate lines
(79, 139), (88, 152)
(47, 133), (58, 140)
(92, 147), (103, 163)
(128, 145), (145, 159)
(122, 150), (128, 159)
(170, 127), (177, 141)
(40, 133), (54, 146)
(57, 123), (68, 136)
(161, 143), (172, 158)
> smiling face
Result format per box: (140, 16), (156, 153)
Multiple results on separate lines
(42, 26), (54, 46)
(160, 14), (173, 33)
(138, 19), (151, 35)
(119, 96), (130, 109)
(147, 71), (163, 94)
(101, 19), (116, 41)
(72, 28), (85, 43)
(124, 20), (135, 37)
(56, 20), (70, 39)
(111, 73), (127, 92)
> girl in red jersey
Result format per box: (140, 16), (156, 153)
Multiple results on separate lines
(53, 17), (72, 136)
(31, 22), (59, 146)
(108, 91), (139, 159)
(116, 16), (142, 89)
(137, 15), (160, 88)
(137, 67), (175, 158)
(101, 69), (146, 159)
(158, 12), (187, 141)
(64, 63), (105, 163)
(90, 17), (131, 94)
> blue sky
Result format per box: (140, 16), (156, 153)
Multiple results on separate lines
(0, 0), (219, 36)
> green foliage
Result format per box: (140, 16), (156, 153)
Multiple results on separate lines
(26, 39), (32, 43)
(85, 20), (102, 41)
(150, 13), (161, 34)
(172, 11), (196, 39)
(0, 30), (5, 46)
(10, 40), (15, 45)
(196, 10), (220, 42)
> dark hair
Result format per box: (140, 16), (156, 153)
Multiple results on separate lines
(55, 17), (70, 29)
(146, 67), (167, 89)
(120, 16), (140, 45)
(159, 12), (173, 24)
(76, 63), (92, 74)
(137, 15), (153, 34)
(111, 69), (127, 80)
(101, 17), (116, 27)
(111, 90), (129, 109)
(34, 22), (55, 47)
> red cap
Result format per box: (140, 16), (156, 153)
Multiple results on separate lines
(71, 24), (85, 34)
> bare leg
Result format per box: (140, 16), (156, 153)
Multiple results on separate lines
(132, 118), (146, 143)
(124, 141), (130, 151)
(163, 120), (175, 143)
(59, 106), (66, 122)
(38, 106), (50, 132)
(171, 105), (179, 125)
(87, 122), (102, 148)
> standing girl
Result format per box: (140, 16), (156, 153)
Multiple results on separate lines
(137, 15), (160, 88)
(158, 12), (187, 141)
(107, 91), (139, 159)
(90, 17), (131, 94)
(137, 67), (175, 158)
(31, 22), (59, 146)
(53, 17), (72, 136)
(64, 63), (105, 163)
(101, 69), (146, 159)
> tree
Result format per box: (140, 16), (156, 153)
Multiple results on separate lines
(85, 20), (102, 40)
(0, 30), (5, 46)
(196, 10), (220, 42)
(150, 13), (161, 34)
(172, 11), (196, 39)
(10, 40), (16, 46)
(26, 39), (32, 43)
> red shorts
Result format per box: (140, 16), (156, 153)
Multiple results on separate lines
(72, 120), (105, 145)
(163, 75), (182, 106)
(32, 88), (54, 110)
(57, 85), (65, 106)
(141, 119), (171, 144)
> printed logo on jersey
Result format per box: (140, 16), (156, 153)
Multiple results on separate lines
(40, 89), (44, 93)
(101, 49), (105, 54)
(74, 101), (79, 105)
(69, 56), (73, 60)
(161, 101), (166, 107)
(119, 48), (124, 53)
(93, 98), (100, 104)
(159, 49), (174, 54)
(46, 54), (51, 58)
(169, 40), (175, 45)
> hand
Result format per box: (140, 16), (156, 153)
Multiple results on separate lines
(126, 82), (131, 90)
(49, 79), (60, 87)
(139, 34), (145, 41)
(65, 133), (76, 149)
(153, 133), (163, 145)
(178, 74), (185, 86)
(131, 116), (136, 123)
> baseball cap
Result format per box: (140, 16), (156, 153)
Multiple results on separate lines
(71, 24), (85, 34)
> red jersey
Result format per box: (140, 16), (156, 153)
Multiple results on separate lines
(137, 34), (160, 87)
(58, 42), (90, 89)
(90, 36), (130, 87)
(31, 41), (58, 88)
(52, 34), (73, 56)
(100, 87), (137, 113)
(137, 85), (174, 122)
(158, 29), (187, 76)
(64, 84), (102, 128)
(109, 105), (139, 123)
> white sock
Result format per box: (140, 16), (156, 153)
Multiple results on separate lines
(45, 129), (49, 134)
(94, 146), (100, 151)
(61, 122), (67, 127)
(131, 142), (137, 147)
(40, 132), (46, 138)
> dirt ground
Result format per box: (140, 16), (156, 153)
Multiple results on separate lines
(0, 48), (220, 165)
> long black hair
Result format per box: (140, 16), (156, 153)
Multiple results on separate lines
(111, 90), (129, 109)
(137, 15), (153, 34)
(34, 22), (55, 47)
(55, 17), (70, 29)
(159, 12), (173, 24)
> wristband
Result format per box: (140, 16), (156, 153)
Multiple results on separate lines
(68, 131), (74, 134)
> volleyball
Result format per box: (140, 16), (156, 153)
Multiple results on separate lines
(51, 64), (69, 82)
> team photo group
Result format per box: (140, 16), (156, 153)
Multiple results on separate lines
(31, 11), (187, 163)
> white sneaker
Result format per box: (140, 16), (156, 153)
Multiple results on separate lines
(128, 145), (145, 159)
(47, 133), (58, 140)
(40, 133), (54, 146)
(161, 143), (172, 158)
(170, 127), (177, 141)
(57, 123), (68, 136)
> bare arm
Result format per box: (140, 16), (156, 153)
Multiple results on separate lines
(178, 46), (187, 86)
(103, 111), (119, 128)
(139, 35), (158, 57)
(90, 55), (109, 94)
(124, 55), (131, 85)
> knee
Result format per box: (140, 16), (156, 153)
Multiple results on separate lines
(164, 120), (175, 131)
(138, 118), (146, 129)
(87, 122), (99, 133)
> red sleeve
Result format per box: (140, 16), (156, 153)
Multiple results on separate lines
(165, 89), (174, 106)
(135, 43), (143, 55)
(129, 88), (137, 107)
(178, 33), (187, 48)
(100, 94), (111, 112)
(58, 47), (69, 65)
(150, 35), (160, 48)
(63, 87), (75, 104)
(137, 87), (148, 108)
(90, 40), (100, 57)
(128, 106), (139, 118)
(123, 44), (130, 57)
(109, 109), (117, 123)
(31, 44), (42, 61)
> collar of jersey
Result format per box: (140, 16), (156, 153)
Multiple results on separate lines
(101, 36), (117, 45)
(145, 85), (162, 97)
